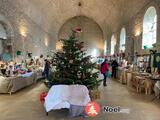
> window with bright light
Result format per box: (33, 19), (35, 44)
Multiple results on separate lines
(0, 23), (7, 55)
(142, 6), (157, 49)
(104, 40), (107, 55)
(120, 28), (126, 52)
(0, 40), (3, 54)
(111, 35), (116, 55)
(92, 49), (97, 57)
(0, 24), (7, 39)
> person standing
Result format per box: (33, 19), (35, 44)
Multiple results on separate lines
(6, 65), (14, 77)
(111, 59), (118, 79)
(100, 59), (109, 86)
(44, 59), (51, 80)
(39, 55), (45, 70)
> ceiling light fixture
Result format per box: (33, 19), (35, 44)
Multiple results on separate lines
(78, 2), (82, 7)
(75, 1), (83, 33)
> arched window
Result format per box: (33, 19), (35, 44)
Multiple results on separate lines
(0, 40), (3, 55)
(142, 6), (157, 49)
(104, 40), (107, 55)
(120, 28), (126, 52)
(111, 35), (116, 55)
(0, 23), (7, 55)
(0, 24), (7, 39)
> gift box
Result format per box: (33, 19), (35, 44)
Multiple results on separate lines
(40, 92), (48, 103)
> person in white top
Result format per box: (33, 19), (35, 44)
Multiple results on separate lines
(122, 59), (128, 68)
(39, 55), (45, 69)
(6, 65), (14, 76)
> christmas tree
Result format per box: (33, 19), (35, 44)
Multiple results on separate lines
(49, 30), (101, 90)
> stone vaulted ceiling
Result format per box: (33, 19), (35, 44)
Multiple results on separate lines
(8, 0), (151, 38)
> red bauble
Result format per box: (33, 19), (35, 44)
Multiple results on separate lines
(75, 28), (82, 33)
(75, 42), (84, 49)
(7, 45), (12, 53)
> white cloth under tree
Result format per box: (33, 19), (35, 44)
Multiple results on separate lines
(44, 85), (91, 115)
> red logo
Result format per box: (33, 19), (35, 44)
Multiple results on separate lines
(85, 101), (100, 117)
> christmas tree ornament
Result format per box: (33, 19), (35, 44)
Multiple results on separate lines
(75, 28), (82, 33)
(69, 60), (73, 64)
(16, 50), (22, 56)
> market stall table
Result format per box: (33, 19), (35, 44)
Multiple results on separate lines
(0, 70), (44, 94)
(7, 72), (36, 94)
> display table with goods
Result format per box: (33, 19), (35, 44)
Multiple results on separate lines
(0, 69), (44, 94)
(43, 31), (102, 117)
(117, 61), (159, 97)
(8, 72), (36, 94)
(0, 72), (35, 94)
(129, 72), (159, 95)
(116, 67), (157, 95)
(0, 76), (10, 93)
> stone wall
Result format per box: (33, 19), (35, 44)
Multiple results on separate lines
(112, 0), (160, 58)
(1, 0), (158, 61)
(58, 16), (104, 57)
(0, 0), (56, 60)
(106, 0), (160, 60)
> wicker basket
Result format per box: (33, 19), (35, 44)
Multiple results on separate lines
(89, 89), (101, 100)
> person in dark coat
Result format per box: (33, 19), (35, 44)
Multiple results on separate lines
(111, 59), (118, 79)
(44, 59), (51, 80)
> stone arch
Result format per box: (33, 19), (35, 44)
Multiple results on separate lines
(57, 16), (104, 56)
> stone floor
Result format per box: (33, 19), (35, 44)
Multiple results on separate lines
(0, 79), (160, 120)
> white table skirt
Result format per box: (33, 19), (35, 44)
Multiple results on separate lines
(44, 85), (91, 114)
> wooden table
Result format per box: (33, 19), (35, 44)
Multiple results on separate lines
(134, 76), (146, 93)
(143, 78), (156, 95)
(145, 77), (160, 101)
(132, 75), (157, 95)
(126, 71), (132, 87)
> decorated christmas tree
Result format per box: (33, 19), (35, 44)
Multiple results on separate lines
(49, 30), (101, 90)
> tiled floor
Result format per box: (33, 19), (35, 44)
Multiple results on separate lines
(0, 79), (160, 120)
